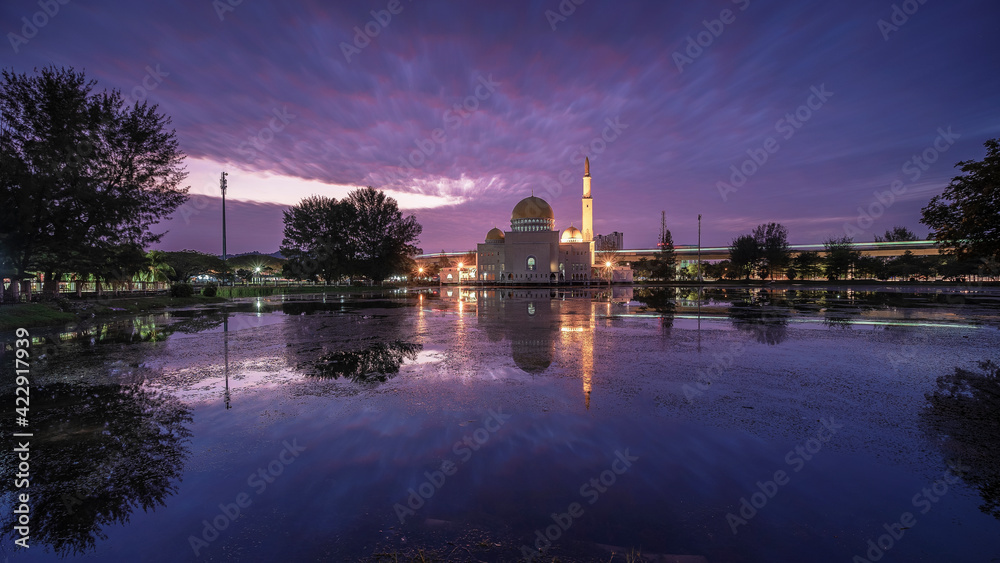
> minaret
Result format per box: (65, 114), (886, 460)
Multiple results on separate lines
(582, 157), (593, 241)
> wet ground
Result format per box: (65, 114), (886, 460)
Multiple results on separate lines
(2, 286), (1000, 562)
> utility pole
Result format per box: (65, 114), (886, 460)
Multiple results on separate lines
(698, 214), (702, 283)
(221, 171), (228, 286)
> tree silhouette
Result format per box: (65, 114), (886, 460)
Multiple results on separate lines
(728, 234), (760, 280)
(0, 382), (192, 555)
(922, 360), (1000, 520)
(301, 341), (422, 384)
(921, 138), (1000, 261)
(0, 66), (188, 300)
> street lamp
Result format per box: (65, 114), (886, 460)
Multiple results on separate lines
(605, 261), (612, 286)
(254, 266), (261, 285)
(418, 267), (424, 282)
(457, 262), (463, 283)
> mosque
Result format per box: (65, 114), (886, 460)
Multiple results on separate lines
(472, 158), (599, 284)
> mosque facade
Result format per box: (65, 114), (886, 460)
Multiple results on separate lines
(474, 159), (597, 284)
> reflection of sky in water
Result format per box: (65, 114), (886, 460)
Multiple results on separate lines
(3, 287), (1000, 561)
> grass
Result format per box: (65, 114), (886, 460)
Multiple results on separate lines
(0, 285), (407, 330)
(0, 295), (227, 331)
(0, 303), (78, 331)
(89, 295), (227, 314)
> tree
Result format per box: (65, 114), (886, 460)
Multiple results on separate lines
(921, 138), (1000, 261)
(346, 187), (422, 283)
(791, 251), (822, 280)
(633, 257), (652, 280)
(280, 195), (355, 283)
(653, 221), (676, 281)
(855, 255), (886, 280)
(823, 237), (860, 280)
(752, 222), (791, 280)
(0, 66), (188, 300)
(161, 251), (225, 282)
(703, 260), (728, 280)
(885, 250), (941, 280)
(137, 250), (175, 289)
(235, 268), (253, 284)
(279, 188), (423, 284)
(728, 234), (760, 280)
(875, 226), (918, 242)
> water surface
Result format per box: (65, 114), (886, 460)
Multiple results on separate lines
(2, 286), (999, 562)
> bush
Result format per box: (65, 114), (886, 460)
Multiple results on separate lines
(170, 282), (194, 298)
(201, 282), (218, 297)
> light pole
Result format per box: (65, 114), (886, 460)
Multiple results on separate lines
(697, 213), (702, 283)
(254, 266), (261, 285)
(605, 261), (612, 287)
(220, 171), (229, 286)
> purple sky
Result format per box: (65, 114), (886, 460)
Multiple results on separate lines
(4, 0), (998, 254)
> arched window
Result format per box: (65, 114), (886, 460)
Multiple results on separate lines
(526, 256), (536, 271)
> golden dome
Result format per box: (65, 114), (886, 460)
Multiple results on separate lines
(486, 227), (505, 241)
(511, 196), (555, 221)
(561, 225), (583, 242)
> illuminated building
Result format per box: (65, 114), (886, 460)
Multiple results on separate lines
(475, 159), (597, 284)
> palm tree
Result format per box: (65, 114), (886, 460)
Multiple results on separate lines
(138, 251), (175, 290)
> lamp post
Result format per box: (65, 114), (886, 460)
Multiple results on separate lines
(220, 172), (228, 286)
(605, 261), (612, 287)
(457, 262), (463, 284)
(254, 266), (261, 285)
(697, 213), (702, 283)
(418, 267), (424, 283)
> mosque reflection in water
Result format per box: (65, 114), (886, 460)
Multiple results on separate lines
(438, 287), (635, 409)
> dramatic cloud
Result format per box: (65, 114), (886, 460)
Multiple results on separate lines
(4, 0), (998, 253)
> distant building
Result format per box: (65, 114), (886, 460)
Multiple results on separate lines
(595, 231), (623, 251)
